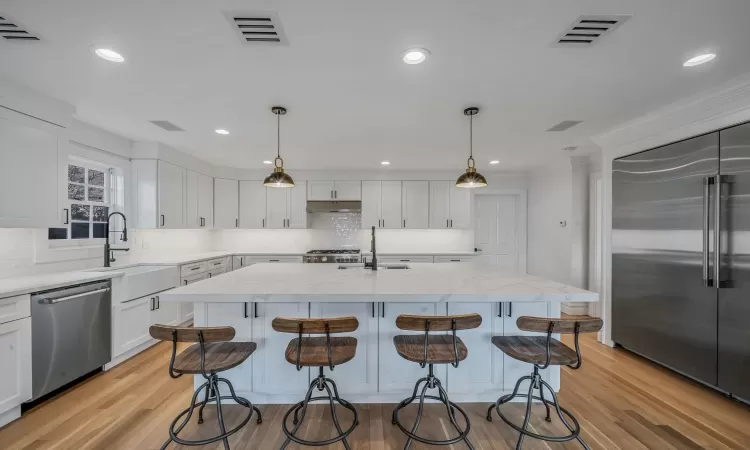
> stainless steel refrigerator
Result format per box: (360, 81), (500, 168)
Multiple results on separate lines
(613, 121), (750, 402)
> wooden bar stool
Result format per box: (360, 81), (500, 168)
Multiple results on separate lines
(487, 316), (603, 450)
(149, 325), (262, 450)
(273, 317), (359, 450)
(391, 313), (481, 450)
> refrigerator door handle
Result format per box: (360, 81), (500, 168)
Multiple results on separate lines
(703, 176), (714, 287)
(714, 175), (726, 289)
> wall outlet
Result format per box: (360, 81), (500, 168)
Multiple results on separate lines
(559, 220), (567, 227)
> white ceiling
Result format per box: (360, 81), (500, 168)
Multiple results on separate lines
(2, 0), (750, 171)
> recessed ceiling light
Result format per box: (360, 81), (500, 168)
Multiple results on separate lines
(684, 53), (716, 67)
(402, 48), (430, 65)
(489, 160), (500, 165)
(95, 48), (124, 63)
(263, 160), (273, 165)
(215, 129), (230, 135)
(381, 161), (391, 165)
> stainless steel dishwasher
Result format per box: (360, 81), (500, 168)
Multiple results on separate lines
(30, 280), (112, 400)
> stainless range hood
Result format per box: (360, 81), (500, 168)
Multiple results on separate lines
(306, 200), (362, 213)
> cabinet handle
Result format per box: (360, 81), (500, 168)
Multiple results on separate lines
(446, 219), (449, 228)
(191, 267), (200, 271)
(269, 259), (280, 262)
(335, 190), (338, 199)
(400, 260), (410, 262)
(382, 219), (385, 228)
(262, 218), (265, 228)
(244, 302), (249, 319)
(161, 215), (165, 227)
(183, 280), (188, 286)
(156, 296), (160, 309)
(372, 302), (376, 318)
(450, 219), (453, 228)
(498, 302), (503, 318)
(403, 219), (406, 228)
(63, 208), (69, 225)
(381, 302), (385, 318)
(254, 302), (259, 318)
(236, 218), (238, 228)
(150, 297), (155, 311)
(507, 302), (512, 318)
(331, 190), (334, 199)
(240, 257), (244, 267)
(208, 273), (212, 278)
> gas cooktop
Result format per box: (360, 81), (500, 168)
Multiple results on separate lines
(306, 249), (361, 255)
(305, 249), (361, 263)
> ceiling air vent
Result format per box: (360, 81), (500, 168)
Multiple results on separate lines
(553, 15), (631, 47)
(0, 15), (41, 41)
(223, 11), (288, 45)
(547, 120), (582, 132)
(149, 120), (185, 132)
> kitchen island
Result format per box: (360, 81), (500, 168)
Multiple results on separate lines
(159, 262), (598, 404)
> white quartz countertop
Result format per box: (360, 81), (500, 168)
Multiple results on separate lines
(158, 263), (598, 303)
(0, 270), (125, 299)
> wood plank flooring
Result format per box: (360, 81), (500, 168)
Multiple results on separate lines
(1, 333), (749, 449)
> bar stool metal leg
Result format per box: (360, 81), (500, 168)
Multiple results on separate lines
(280, 368), (358, 450)
(392, 365), (474, 450)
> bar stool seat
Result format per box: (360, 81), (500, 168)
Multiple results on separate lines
(284, 336), (357, 367)
(491, 336), (578, 366)
(173, 342), (257, 374)
(394, 334), (468, 364)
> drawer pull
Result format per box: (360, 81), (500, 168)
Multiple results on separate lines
(190, 267), (200, 271)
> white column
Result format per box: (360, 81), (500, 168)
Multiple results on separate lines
(563, 155), (590, 315)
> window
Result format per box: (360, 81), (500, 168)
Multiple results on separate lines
(49, 156), (125, 244)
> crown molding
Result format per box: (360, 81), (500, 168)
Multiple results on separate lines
(592, 72), (750, 158)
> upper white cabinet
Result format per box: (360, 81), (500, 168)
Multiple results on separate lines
(158, 161), (186, 229)
(362, 181), (402, 229)
(401, 181), (429, 229)
(214, 178), (239, 229)
(186, 170), (213, 229)
(239, 181), (267, 229)
(0, 113), (59, 228)
(429, 181), (471, 229)
(308, 181), (361, 200)
(267, 182), (307, 229)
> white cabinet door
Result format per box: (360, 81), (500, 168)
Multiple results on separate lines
(502, 302), (549, 390)
(205, 302), (253, 384)
(214, 178), (239, 229)
(402, 181), (429, 229)
(0, 317), (31, 415)
(361, 181), (381, 229)
(198, 173), (214, 229)
(311, 302), (378, 394)
(179, 273), (208, 322)
(333, 181), (361, 200)
(429, 181), (450, 229)
(149, 292), (181, 327)
(0, 116), (59, 228)
(446, 303), (503, 395)
(114, 297), (152, 356)
(265, 187), (287, 229)
(378, 302), (447, 393)
(239, 181), (266, 229)
(449, 185), (472, 229)
(185, 170), (200, 228)
(380, 181), (402, 229)
(287, 182), (307, 229)
(252, 302), (310, 395)
(158, 161), (185, 229)
(307, 181), (335, 200)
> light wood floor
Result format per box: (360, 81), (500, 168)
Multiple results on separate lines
(2, 334), (749, 450)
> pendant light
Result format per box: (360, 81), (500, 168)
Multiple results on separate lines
(263, 106), (295, 188)
(455, 107), (488, 188)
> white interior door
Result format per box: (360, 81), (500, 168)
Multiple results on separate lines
(474, 195), (517, 271)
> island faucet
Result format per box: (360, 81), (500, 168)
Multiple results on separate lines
(104, 212), (129, 267)
(364, 225), (378, 271)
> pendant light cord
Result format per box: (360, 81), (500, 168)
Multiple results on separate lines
(469, 113), (473, 159)
(277, 112), (281, 159)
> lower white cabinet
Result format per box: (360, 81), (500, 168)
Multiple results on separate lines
(179, 272), (207, 322)
(149, 291), (181, 327)
(310, 302), (379, 395)
(502, 301), (550, 390)
(251, 302), (310, 395)
(233, 255), (303, 269)
(113, 297), (152, 356)
(446, 302), (504, 395)
(0, 318), (31, 416)
(378, 302), (447, 393)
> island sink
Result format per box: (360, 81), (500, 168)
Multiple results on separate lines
(338, 264), (410, 270)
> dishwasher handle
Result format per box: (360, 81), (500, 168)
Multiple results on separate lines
(40, 288), (110, 304)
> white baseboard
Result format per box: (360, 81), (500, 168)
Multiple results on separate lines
(0, 406), (21, 429)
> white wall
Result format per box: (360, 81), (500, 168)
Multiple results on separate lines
(527, 162), (572, 285)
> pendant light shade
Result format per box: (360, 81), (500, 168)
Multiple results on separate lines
(455, 107), (487, 188)
(264, 106), (295, 188)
